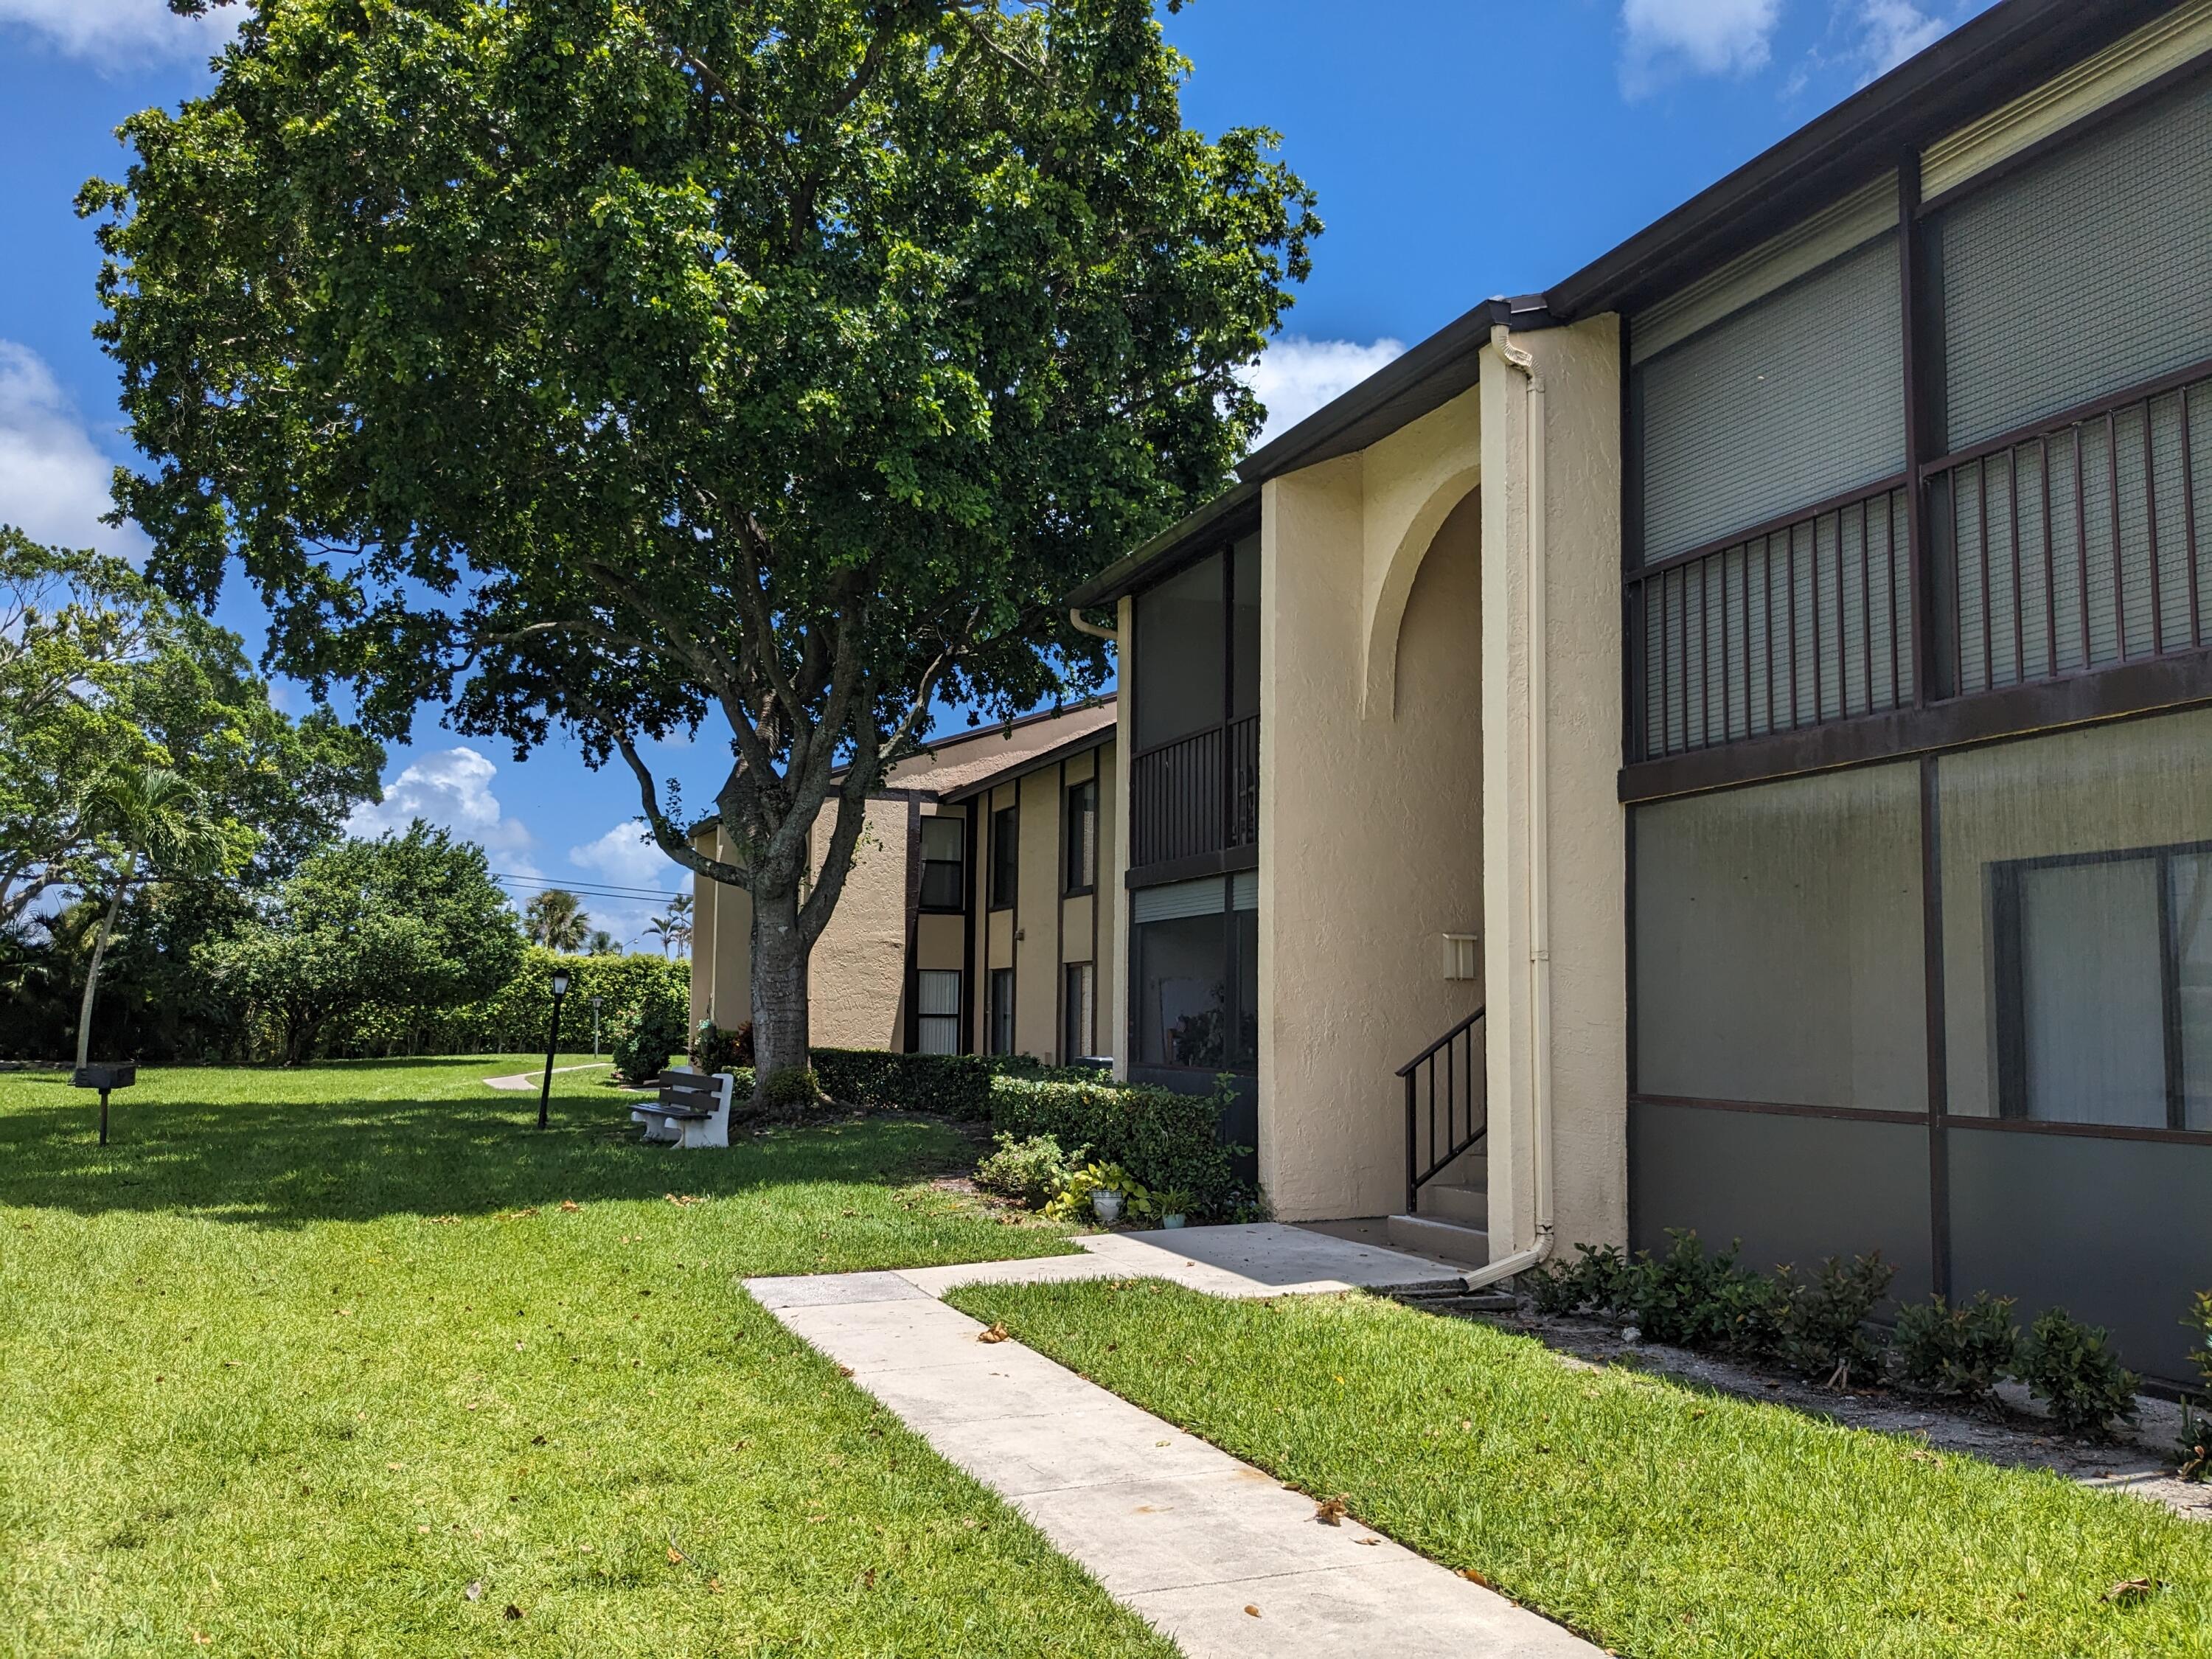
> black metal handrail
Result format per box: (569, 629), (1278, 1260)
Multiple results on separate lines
(1399, 1006), (1485, 1214)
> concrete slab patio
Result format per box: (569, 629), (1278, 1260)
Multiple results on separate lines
(746, 1225), (1597, 1658)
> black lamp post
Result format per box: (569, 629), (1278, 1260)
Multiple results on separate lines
(539, 964), (573, 1130)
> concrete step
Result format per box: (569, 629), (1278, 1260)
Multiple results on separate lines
(1385, 1211), (1489, 1268)
(1412, 1179), (1488, 1231)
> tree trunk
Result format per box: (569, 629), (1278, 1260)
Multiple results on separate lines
(748, 876), (812, 1111)
(74, 854), (135, 1070)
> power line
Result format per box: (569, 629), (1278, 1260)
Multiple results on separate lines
(490, 872), (688, 903)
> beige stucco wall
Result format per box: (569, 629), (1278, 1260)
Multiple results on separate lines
(1939, 704), (2212, 1116)
(1480, 316), (1630, 1259)
(801, 796), (913, 1049)
(1256, 395), (1490, 1221)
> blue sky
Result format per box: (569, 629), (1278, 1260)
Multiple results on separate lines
(0, 0), (1993, 939)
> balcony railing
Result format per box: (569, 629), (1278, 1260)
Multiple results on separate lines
(1630, 481), (1915, 761)
(1928, 363), (2211, 697)
(1627, 361), (2212, 764)
(1130, 714), (1259, 869)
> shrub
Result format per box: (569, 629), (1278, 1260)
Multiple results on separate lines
(1046, 1160), (1155, 1226)
(761, 1064), (824, 1118)
(990, 1074), (1244, 1219)
(693, 1020), (753, 1074)
(610, 997), (688, 1084)
(2017, 1307), (2138, 1439)
(974, 1134), (1073, 1211)
(1525, 1242), (1633, 1317)
(811, 1049), (995, 1119)
(2182, 1291), (2212, 1481)
(1893, 1292), (2019, 1401)
(1614, 1231), (1771, 1349)
(1772, 1253), (1894, 1387)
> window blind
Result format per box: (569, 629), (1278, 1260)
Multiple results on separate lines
(1132, 876), (1226, 925)
(1635, 234), (1905, 564)
(1935, 76), (2212, 451)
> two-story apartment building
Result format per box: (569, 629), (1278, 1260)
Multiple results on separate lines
(1076, 0), (2212, 1384)
(690, 698), (1119, 1065)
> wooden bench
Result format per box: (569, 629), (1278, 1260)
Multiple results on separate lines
(630, 1066), (734, 1149)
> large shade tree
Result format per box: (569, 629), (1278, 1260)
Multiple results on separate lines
(88, 0), (1316, 1092)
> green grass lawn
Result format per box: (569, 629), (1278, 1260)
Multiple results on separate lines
(0, 1057), (1177, 1657)
(948, 1278), (2212, 1659)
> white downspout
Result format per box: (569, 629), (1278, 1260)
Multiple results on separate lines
(1068, 607), (1118, 642)
(1461, 324), (1556, 1290)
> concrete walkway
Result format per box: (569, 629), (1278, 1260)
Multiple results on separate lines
(482, 1062), (612, 1091)
(747, 1225), (1598, 1658)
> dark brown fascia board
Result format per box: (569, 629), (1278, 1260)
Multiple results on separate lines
(1063, 479), (1261, 611)
(689, 693), (1117, 834)
(935, 720), (1117, 804)
(1545, 0), (2175, 319)
(1233, 293), (1556, 486)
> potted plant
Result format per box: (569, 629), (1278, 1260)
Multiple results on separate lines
(1158, 1189), (1194, 1229)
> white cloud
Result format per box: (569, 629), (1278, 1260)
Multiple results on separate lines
(1620, 0), (1782, 95)
(0, 341), (145, 560)
(1239, 335), (1405, 450)
(1848, 1), (1952, 77)
(0, 0), (234, 66)
(347, 745), (538, 870)
(570, 821), (680, 888)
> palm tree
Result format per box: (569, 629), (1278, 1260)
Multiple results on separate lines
(522, 888), (590, 952)
(75, 765), (236, 1068)
(585, 928), (617, 956)
(644, 893), (693, 958)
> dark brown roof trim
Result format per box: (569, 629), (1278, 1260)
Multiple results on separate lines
(1063, 479), (1261, 611)
(1545, 0), (2174, 319)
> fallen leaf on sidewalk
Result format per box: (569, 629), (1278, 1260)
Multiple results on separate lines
(978, 1323), (1009, 1344)
(1314, 1496), (1347, 1526)
(1357, 1537), (1381, 1546)
(1461, 1568), (1494, 1589)
(1243, 1605), (1260, 1618)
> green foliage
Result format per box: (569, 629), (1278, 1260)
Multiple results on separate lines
(1893, 1293), (2020, 1400)
(1615, 1231), (1768, 1349)
(611, 997), (690, 1086)
(813, 1048), (998, 1119)
(1771, 1253), (1895, 1387)
(93, 0), (1318, 1085)
(0, 530), (381, 935)
(205, 826), (524, 1065)
(975, 1133), (1074, 1211)
(2183, 1293), (2212, 1480)
(1046, 1160), (1154, 1226)
(692, 1019), (754, 1075)
(521, 888), (591, 952)
(2019, 1307), (2140, 1439)
(762, 1065), (825, 1118)
(1524, 1242), (1632, 1317)
(989, 1074), (1244, 1220)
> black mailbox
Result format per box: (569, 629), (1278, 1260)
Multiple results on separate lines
(72, 1062), (137, 1144)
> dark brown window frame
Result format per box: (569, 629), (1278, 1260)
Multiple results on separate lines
(1063, 776), (1099, 897)
(917, 813), (967, 914)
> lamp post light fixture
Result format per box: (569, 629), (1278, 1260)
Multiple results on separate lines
(539, 964), (574, 1130)
(590, 994), (605, 1060)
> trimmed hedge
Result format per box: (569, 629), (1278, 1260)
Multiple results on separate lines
(989, 1074), (1243, 1219)
(811, 1049), (998, 1119)
(802, 1048), (1247, 1218)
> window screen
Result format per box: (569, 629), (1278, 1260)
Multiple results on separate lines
(1062, 961), (1096, 1062)
(988, 968), (1015, 1055)
(916, 970), (961, 1056)
(1934, 76), (2212, 451)
(1635, 234), (1905, 563)
(1133, 554), (1225, 751)
(1064, 779), (1098, 894)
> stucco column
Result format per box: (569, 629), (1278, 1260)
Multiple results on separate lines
(1478, 316), (1630, 1260)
